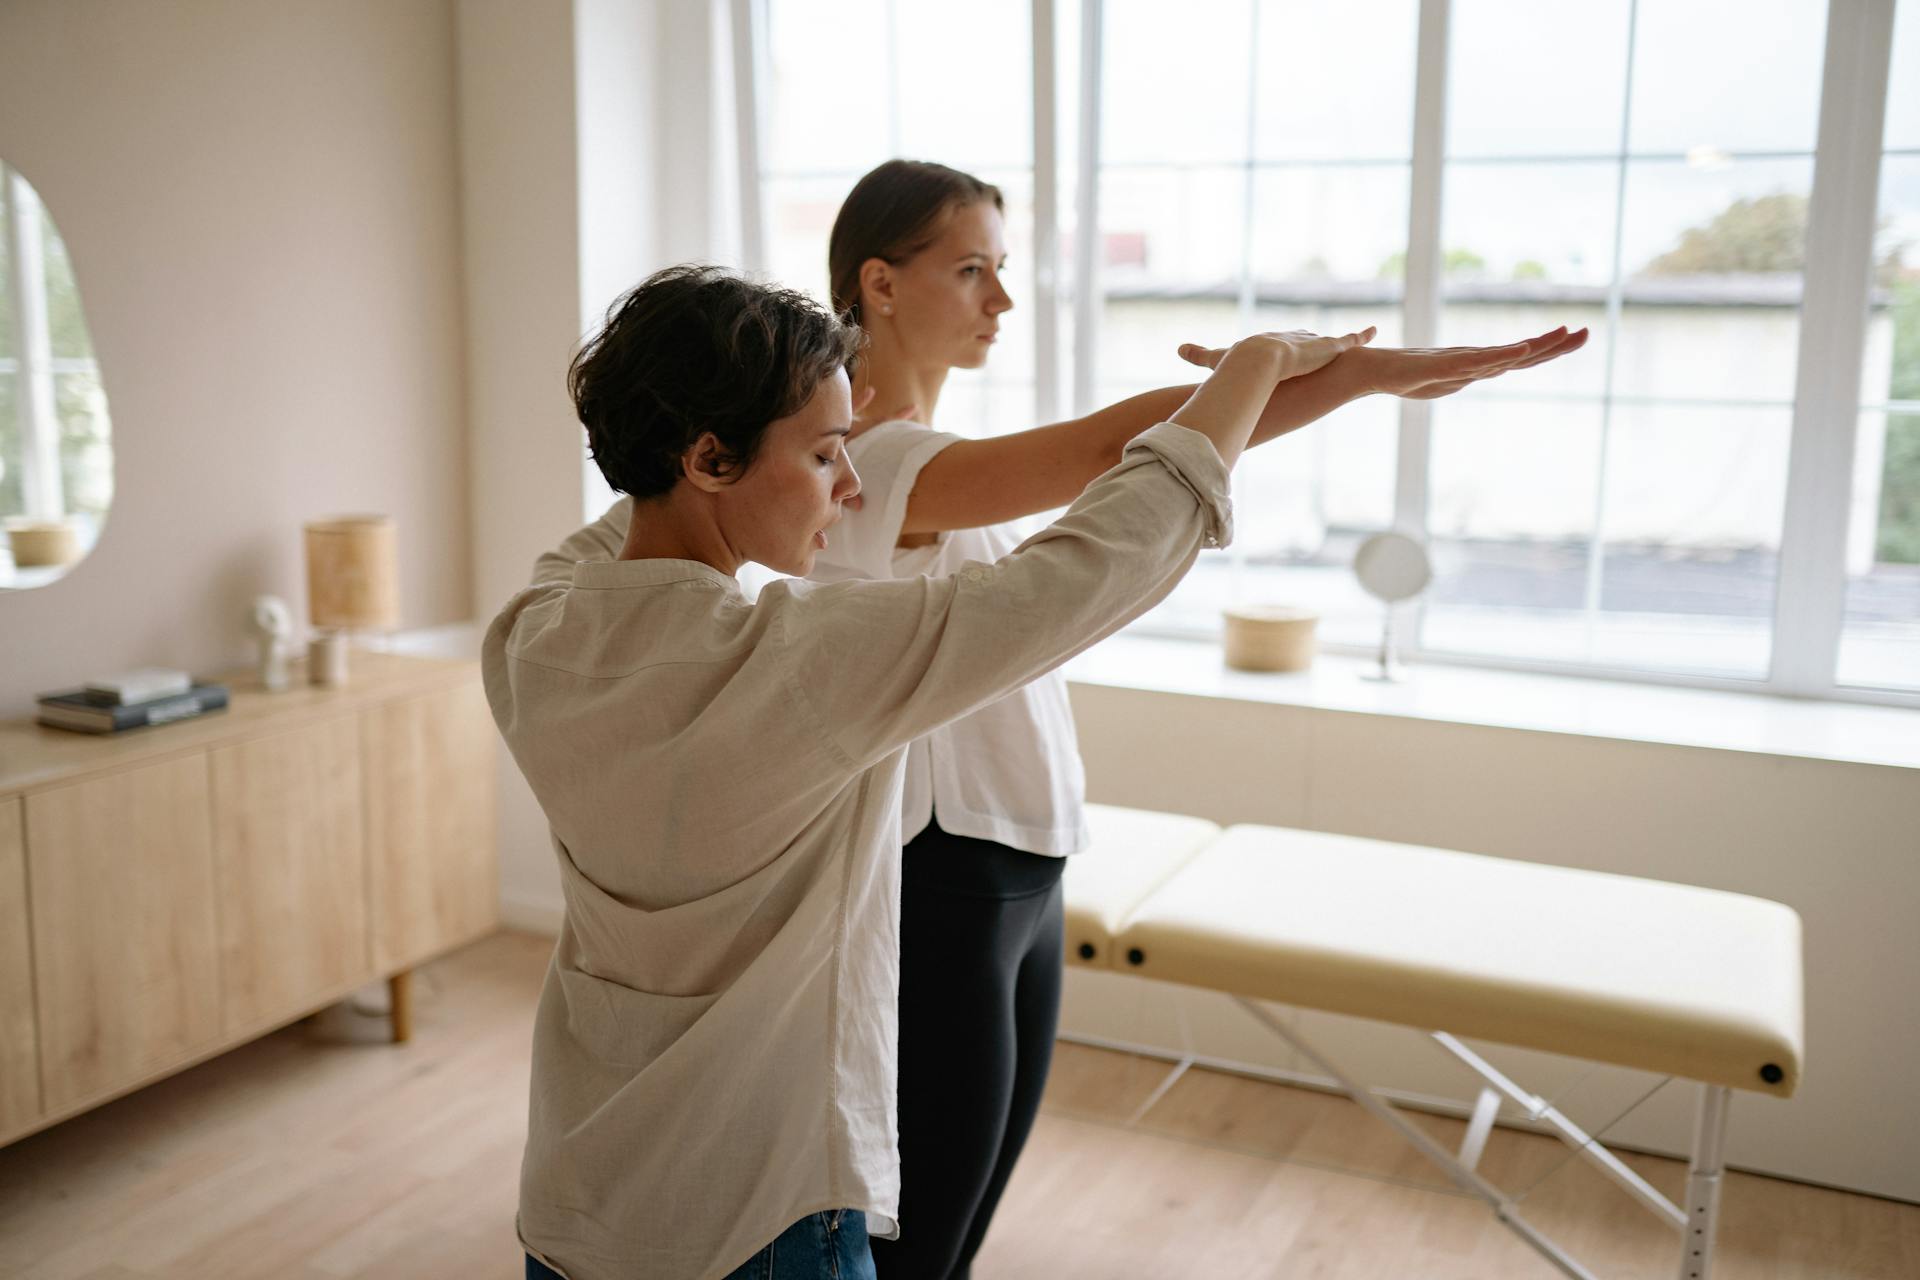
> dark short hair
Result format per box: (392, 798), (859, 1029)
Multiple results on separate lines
(570, 265), (862, 500)
(828, 160), (1004, 326)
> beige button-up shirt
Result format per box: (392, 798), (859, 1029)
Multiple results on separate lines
(486, 424), (1231, 1280)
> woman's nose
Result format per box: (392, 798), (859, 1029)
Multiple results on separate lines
(837, 457), (862, 502)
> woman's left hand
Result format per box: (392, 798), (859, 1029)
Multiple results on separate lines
(1178, 325), (1590, 400)
(1351, 326), (1590, 399)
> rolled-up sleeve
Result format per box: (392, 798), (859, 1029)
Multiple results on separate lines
(776, 422), (1231, 770)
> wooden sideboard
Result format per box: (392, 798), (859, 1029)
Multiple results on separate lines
(0, 652), (498, 1147)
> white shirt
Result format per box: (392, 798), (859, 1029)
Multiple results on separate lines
(489, 424), (1232, 1280)
(809, 421), (1087, 855)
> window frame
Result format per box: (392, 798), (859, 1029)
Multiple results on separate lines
(1773, 0), (1901, 701)
(735, 0), (1917, 708)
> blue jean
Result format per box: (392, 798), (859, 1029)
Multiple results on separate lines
(526, 1209), (874, 1280)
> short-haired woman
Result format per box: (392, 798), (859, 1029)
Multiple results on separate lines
(495, 264), (1377, 1280)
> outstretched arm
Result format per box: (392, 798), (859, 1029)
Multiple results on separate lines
(899, 326), (1588, 535)
(788, 329), (1361, 769)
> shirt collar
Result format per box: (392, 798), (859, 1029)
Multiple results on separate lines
(570, 557), (743, 595)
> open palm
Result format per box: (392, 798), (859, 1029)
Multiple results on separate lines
(1180, 326), (1589, 400)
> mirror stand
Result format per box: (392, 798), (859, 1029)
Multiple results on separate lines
(1352, 532), (1433, 686)
(1362, 601), (1408, 683)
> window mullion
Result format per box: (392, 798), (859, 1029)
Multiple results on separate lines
(1396, 0), (1450, 645)
(1582, 0), (1641, 663)
(1070, 0), (1103, 417)
(1235, 2), (1260, 333)
(1771, 0), (1896, 696)
(728, 0), (769, 274)
(1032, 0), (1062, 426)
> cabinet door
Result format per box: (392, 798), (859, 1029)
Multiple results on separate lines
(364, 679), (498, 972)
(209, 715), (369, 1035)
(27, 755), (220, 1113)
(0, 797), (38, 1134)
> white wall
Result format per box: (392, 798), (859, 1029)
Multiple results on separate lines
(575, 0), (660, 335)
(472, 0), (748, 932)
(0, 0), (473, 714)
(453, 0), (584, 923)
(456, 0), (585, 623)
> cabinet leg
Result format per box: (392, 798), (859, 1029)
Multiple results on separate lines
(388, 970), (413, 1044)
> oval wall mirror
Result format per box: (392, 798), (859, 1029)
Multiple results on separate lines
(1, 161), (113, 589)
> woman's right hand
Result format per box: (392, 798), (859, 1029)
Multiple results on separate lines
(1177, 327), (1376, 383)
(1164, 328), (1375, 467)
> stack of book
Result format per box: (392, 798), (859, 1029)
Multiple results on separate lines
(36, 668), (230, 734)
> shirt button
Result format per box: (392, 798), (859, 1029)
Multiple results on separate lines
(964, 567), (988, 584)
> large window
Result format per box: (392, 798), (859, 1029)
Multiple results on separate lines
(739, 0), (1918, 704)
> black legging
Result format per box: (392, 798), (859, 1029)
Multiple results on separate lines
(873, 816), (1066, 1280)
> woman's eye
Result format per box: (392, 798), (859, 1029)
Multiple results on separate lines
(961, 266), (981, 277)
(817, 454), (835, 467)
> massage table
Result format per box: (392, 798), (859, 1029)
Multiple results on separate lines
(1063, 805), (1805, 1280)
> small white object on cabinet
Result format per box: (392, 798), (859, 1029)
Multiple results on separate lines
(249, 595), (293, 692)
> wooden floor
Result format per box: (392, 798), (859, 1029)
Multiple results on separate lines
(1, 931), (1913, 1279)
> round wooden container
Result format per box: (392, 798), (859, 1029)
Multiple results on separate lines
(1221, 605), (1319, 672)
(5, 519), (80, 568)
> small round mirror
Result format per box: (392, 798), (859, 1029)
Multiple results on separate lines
(1352, 532), (1432, 683)
(1353, 531), (1432, 604)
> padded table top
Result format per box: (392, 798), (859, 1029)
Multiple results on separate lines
(1105, 823), (1804, 1096)
(1063, 804), (1221, 967)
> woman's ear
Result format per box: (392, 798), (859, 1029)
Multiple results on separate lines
(681, 433), (733, 493)
(858, 257), (895, 319)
